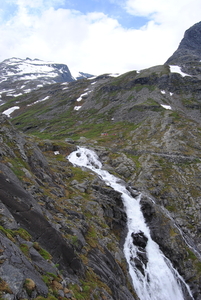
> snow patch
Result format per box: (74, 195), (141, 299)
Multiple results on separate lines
(74, 106), (82, 111)
(87, 76), (98, 80)
(70, 70), (82, 80)
(54, 151), (60, 155)
(161, 104), (172, 110)
(109, 73), (121, 77)
(13, 93), (23, 97)
(161, 90), (166, 94)
(17, 62), (56, 75)
(27, 96), (50, 106)
(2, 106), (20, 117)
(24, 89), (32, 93)
(76, 91), (91, 102)
(170, 65), (190, 77)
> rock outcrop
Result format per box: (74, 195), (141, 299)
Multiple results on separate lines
(166, 21), (201, 77)
(166, 21), (201, 65)
(140, 195), (201, 300)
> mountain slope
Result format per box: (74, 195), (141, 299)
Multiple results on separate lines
(0, 57), (94, 105)
(0, 57), (74, 104)
(1, 21), (201, 299)
(0, 114), (137, 300)
(2, 65), (201, 298)
(4, 64), (201, 138)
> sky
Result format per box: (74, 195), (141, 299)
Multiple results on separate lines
(0, 0), (201, 75)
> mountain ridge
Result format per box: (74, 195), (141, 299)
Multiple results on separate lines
(0, 57), (93, 104)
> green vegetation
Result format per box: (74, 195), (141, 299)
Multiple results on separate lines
(0, 226), (15, 242)
(16, 228), (32, 240)
(69, 268), (112, 300)
(24, 278), (36, 297)
(35, 296), (57, 300)
(187, 248), (197, 261)
(143, 98), (160, 106)
(71, 166), (93, 182)
(0, 278), (12, 295)
(20, 243), (30, 257)
(9, 158), (28, 179)
(86, 226), (98, 248)
(39, 248), (52, 260)
(42, 274), (55, 286)
(169, 111), (181, 120)
(33, 242), (52, 260)
(0, 226), (31, 242)
(166, 205), (176, 212)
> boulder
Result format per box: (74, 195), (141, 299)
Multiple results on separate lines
(131, 231), (148, 249)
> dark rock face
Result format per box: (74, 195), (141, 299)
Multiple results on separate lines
(91, 184), (127, 238)
(166, 21), (201, 65)
(140, 195), (201, 300)
(130, 231), (148, 276)
(0, 157), (84, 279)
(88, 248), (135, 300)
(166, 21), (201, 76)
(131, 231), (148, 249)
(0, 233), (49, 298)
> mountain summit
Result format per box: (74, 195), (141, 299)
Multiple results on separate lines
(166, 21), (201, 76)
(0, 57), (93, 103)
(0, 57), (74, 101)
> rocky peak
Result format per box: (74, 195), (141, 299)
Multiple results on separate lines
(165, 21), (201, 76)
(166, 21), (201, 64)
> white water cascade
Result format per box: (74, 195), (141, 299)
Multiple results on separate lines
(67, 147), (194, 300)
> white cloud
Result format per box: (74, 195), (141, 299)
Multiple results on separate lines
(125, 0), (201, 25)
(0, 0), (201, 75)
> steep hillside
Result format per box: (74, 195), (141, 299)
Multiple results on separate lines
(0, 115), (136, 300)
(1, 22), (201, 300)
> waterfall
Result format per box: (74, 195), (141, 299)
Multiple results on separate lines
(67, 147), (194, 300)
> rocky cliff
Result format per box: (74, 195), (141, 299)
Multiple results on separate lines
(166, 21), (201, 77)
(1, 21), (201, 300)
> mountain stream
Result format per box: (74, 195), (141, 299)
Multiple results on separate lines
(67, 147), (194, 300)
